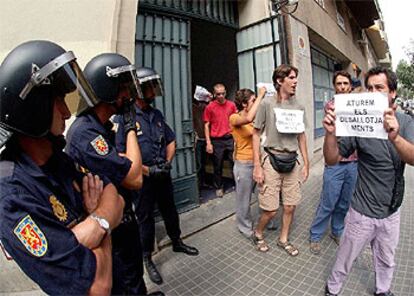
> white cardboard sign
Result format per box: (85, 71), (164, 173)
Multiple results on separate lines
(335, 92), (388, 139)
(274, 108), (305, 133)
(193, 85), (211, 102)
(257, 82), (276, 96)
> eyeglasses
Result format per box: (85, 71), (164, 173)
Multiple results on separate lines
(215, 92), (226, 96)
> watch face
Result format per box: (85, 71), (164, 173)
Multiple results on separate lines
(100, 219), (110, 230)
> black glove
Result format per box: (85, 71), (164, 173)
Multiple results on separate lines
(148, 164), (169, 178)
(122, 101), (137, 135)
(160, 161), (172, 172)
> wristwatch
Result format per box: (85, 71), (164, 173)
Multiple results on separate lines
(89, 213), (111, 235)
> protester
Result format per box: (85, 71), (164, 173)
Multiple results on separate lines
(252, 64), (309, 255)
(230, 87), (266, 238)
(192, 87), (212, 189)
(324, 66), (414, 296)
(309, 71), (357, 255)
(204, 83), (237, 197)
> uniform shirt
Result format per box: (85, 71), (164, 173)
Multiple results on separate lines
(230, 113), (254, 161)
(203, 99), (237, 138)
(0, 151), (96, 295)
(66, 113), (132, 189)
(114, 104), (175, 166)
(339, 112), (414, 219)
(253, 95), (306, 153)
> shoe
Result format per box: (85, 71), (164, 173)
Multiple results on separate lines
(216, 188), (224, 198)
(325, 285), (338, 296)
(172, 239), (199, 256)
(309, 241), (321, 255)
(147, 292), (165, 296)
(330, 234), (341, 246)
(374, 291), (395, 296)
(143, 255), (163, 285)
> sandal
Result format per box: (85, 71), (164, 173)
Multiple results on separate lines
(252, 232), (269, 252)
(277, 239), (299, 256)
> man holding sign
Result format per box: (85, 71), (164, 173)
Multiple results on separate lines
(252, 64), (309, 256)
(309, 71), (357, 255)
(324, 67), (414, 296)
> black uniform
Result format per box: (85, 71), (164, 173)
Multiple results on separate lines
(66, 112), (146, 295)
(114, 104), (181, 255)
(0, 151), (96, 295)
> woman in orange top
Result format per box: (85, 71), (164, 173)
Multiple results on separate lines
(230, 87), (266, 243)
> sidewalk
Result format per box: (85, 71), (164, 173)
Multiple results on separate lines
(2, 152), (413, 295)
(146, 156), (414, 296)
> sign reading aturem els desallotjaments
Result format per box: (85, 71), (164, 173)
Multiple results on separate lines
(334, 92), (389, 140)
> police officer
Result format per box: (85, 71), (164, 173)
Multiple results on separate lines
(65, 54), (164, 296)
(0, 40), (124, 295)
(115, 67), (199, 285)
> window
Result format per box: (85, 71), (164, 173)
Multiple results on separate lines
(237, 18), (281, 90)
(337, 12), (346, 32)
(311, 47), (336, 138)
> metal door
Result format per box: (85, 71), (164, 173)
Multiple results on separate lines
(135, 12), (199, 212)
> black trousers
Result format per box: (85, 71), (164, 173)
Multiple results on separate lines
(136, 174), (181, 255)
(112, 208), (147, 295)
(195, 139), (207, 186)
(211, 135), (234, 189)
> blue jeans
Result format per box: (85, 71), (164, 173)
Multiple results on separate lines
(309, 161), (357, 242)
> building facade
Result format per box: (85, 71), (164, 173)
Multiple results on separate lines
(0, 0), (390, 212)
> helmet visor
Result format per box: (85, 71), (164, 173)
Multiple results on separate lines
(106, 64), (143, 104)
(140, 76), (164, 99)
(54, 61), (100, 116)
(19, 51), (99, 116)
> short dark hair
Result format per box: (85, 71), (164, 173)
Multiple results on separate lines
(364, 66), (398, 91)
(332, 70), (351, 85)
(234, 88), (255, 111)
(213, 83), (226, 93)
(272, 64), (299, 91)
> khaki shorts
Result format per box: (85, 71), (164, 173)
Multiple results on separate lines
(258, 155), (302, 211)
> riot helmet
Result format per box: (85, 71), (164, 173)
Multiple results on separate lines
(136, 67), (164, 100)
(83, 53), (142, 112)
(0, 40), (99, 148)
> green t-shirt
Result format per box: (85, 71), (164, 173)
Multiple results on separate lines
(253, 95), (306, 152)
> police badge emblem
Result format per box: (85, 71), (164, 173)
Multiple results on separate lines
(49, 195), (68, 222)
(90, 135), (109, 155)
(14, 215), (48, 257)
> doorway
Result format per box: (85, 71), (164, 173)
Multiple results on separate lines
(190, 19), (239, 203)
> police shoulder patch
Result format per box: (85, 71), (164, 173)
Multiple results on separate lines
(14, 215), (48, 257)
(90, 135), (109, 156)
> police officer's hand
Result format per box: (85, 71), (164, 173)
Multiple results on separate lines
(82, 173), (103, 214)
(148, 164), (169, 178)
(71, 218), (106, 249)
(160, 161), (172, 172)
(123, 100), (137, 135)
